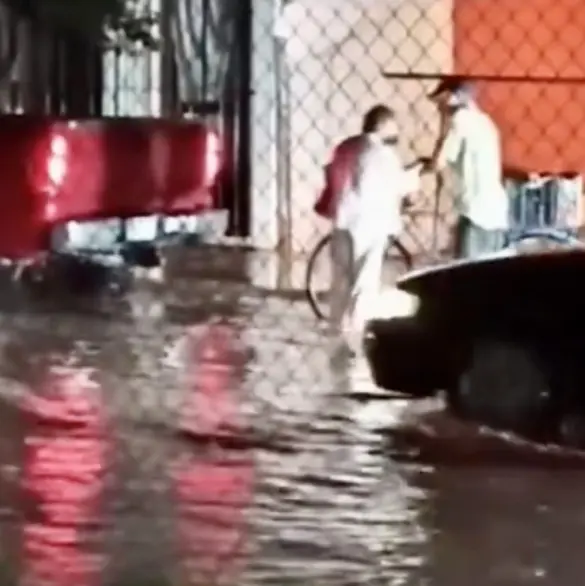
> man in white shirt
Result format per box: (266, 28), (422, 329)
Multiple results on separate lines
(424, 78), (509, 258)
(329, 104), (421, 336)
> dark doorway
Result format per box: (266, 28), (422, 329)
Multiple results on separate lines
(169, 0), (253, 237)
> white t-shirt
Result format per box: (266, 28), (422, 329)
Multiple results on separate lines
(335, 134), (419, 254)
(438, 104), (509, 230)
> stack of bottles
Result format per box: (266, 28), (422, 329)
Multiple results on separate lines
(505, 172), (582, 241)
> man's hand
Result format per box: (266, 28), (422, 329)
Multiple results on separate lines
(401, 196), (414, 213)
(415, 156), (434, 173)
(405, 159), (427, 174)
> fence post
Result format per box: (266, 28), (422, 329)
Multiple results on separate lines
(249, 0), (280, 249)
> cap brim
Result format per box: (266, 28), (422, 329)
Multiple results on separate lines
(427, 82), (449, 100)
(428, 76), (467, 100)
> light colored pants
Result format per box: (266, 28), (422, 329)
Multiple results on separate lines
(329, 229), (387, 332)
(454, 216), (504, 259)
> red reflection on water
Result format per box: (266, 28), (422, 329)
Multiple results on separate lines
(175, 458), (254, 583)
(20, 366), (107, 586)
(179, 324), (246, 437)
(174, 324), (253, 585)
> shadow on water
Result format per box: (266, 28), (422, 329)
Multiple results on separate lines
(0, 247), (584, 585)
(387, 403), (585, 469)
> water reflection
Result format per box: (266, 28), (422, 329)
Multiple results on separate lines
(175, 456), (253, 585)
(21, 366), (107, 586)
(174, 323), (253, 585)
(177, 323), (247, 439)
(3, 247), (585, 586)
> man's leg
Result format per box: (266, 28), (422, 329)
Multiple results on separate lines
(469, 224), (504, 257)
(485, 228), (505, 254)
(350, 239), (387, 333)
(453, 216), (472, 258)
(329, 229), (354, 331)
(457, 218), (504, 258)
(466, 222), (486, 258)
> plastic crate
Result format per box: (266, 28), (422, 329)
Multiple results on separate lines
(505, 174), (583, 241)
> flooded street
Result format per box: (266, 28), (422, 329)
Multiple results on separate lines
(0, 247), (584, 586)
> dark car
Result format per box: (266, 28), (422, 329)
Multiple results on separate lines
(364, 237), (585, 447)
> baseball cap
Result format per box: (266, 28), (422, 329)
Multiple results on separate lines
(428, 76), (474, 106)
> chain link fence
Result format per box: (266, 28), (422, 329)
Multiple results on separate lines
(252, 0), (585, 286)
(0, 0), (585, 584)
(266, 0), (449, 262)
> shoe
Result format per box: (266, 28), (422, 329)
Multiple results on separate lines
(330, 340), (356, 367)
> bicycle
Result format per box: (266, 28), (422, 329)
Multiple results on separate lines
(305, 231), (414, 321)
(305, 220), (584, 322)
(306, 168), (584, 321)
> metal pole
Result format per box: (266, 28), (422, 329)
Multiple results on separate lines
(382, 70), (585, 84)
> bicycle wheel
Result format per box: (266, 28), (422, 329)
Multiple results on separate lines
(305, 234), (413, 321)
(305, 234), (333, 320)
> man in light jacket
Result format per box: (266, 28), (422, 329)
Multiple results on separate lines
(424, 77), (509, 258)
(328, 104), (421, 337)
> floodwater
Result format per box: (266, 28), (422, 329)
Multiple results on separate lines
(0, 246), (584, 586)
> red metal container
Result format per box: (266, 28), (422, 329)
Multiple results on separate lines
(0, 115), (223, 259)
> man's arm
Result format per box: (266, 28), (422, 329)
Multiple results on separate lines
(353, 144), (421, 206)
(389, 148), (421, 196)
(423, 111), (464, 172)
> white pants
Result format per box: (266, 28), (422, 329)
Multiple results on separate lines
(329, 229), (387, 332)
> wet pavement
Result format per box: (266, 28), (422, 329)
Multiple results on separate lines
(0, 246), (584, 586)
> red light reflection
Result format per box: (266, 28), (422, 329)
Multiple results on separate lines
(174, 324), (253, 585)
(20, 366), (107, 586)
(179, 324), (247, 438)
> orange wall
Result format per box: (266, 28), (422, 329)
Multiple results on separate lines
(454, 0), (585, 174)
